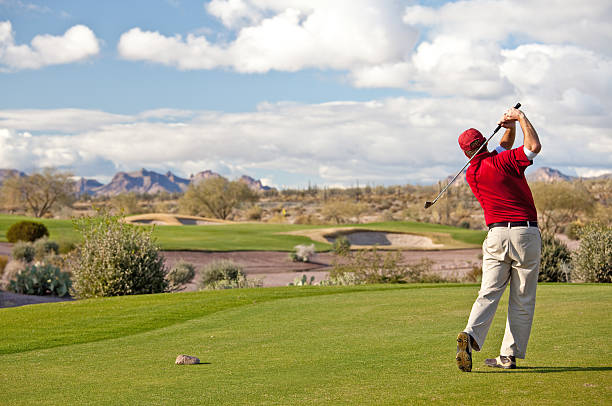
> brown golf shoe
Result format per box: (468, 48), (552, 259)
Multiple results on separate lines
(456, 332), (472, 372)
(484, 355), (516, 369)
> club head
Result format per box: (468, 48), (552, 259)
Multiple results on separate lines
(424, 201), (433, 209)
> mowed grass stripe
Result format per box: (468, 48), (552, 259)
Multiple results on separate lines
(0, 284), (462, 355)
(0, 214), (486, 251)
(0, 284), (610, 405)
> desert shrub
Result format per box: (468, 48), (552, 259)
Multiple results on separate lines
(11, 241), (35, 263)
(319, 272), (361, 286)
(0, 260), (26, 290)
(293, 214), (319, 225)
(246, 205), (263, 221)
(9, 263), (72, 297)
(33, 237), (59, 261)
(199, 260), (262, 290)
(290, 244), (316, 262)
(288, 274), (315, 286)
(57, 240), (77, 255)
(6, 221), (49, 243)
(459, 221), (471, 229)
(330, 248), (436, 284)
(166, 260), (196, 292)
(206, 273), (263, 290)
(332, 236), (351, 256)
(463, 264), (483, 282)
(200, 260), (245, 288)
(565, 221), (583, 240)
(571, 223), (611, 283)
(0, 255), (8, 276)
(68, 211), (167, 298)
(539, 232), (571, 282)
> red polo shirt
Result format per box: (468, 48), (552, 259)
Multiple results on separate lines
(466, 146), (537, 225)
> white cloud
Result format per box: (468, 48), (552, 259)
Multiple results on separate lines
(1, 98), (610, 186)
(353, 0), (612, 99)
(119, 1), (415, 73)
(0, 20), (100, 71)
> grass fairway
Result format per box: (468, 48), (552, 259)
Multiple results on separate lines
(0, 214), (486, 251)
(1, 284), (610, 405)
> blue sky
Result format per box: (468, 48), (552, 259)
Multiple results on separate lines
(0, 0), (610, 187)
(0, 0), (408, 113)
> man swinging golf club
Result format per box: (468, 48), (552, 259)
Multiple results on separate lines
(455, 106), (542, 372)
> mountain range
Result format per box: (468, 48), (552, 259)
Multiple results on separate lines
(442, 166), (608, 188)
(0, 168), (272, 196)
(0, 166), (608, 196)
(77, 169), (272, 196)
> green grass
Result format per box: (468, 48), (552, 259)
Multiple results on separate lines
(0, 214), (486, 251)
(1, 284), (610, 405)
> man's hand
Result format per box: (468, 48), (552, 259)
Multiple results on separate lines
(498, 108), (522, 128)
(499, 108), (541, 154)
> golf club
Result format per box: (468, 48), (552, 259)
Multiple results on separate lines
(424, 102), (521, 209)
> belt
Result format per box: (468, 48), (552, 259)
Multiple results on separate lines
(488, 221), (538, 230)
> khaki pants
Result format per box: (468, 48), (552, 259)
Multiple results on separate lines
(464, 225), (541, 359)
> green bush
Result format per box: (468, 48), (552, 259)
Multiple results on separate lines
(9, 263), (72, 297)
(68, 211), (167, 298)
(166, 261), (196, 292)
(200, 260), (245, 288)
(332, 236), (351, 256)
(6, 221), (49, 243)
(11, 241), (35, 263)
(539, 232), (571, 282)
(33, 237), (59, 262)
(0, 255), (8, 276)
(572, 223), (611, 283)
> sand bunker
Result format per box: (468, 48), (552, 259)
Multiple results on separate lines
(328, 231), (443, 249)
(288, 228), (444, 250)
(123, 213), (231, 226)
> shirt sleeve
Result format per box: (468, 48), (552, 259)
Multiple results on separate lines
(495, 145), (508, 154)
(490, 145), (533, 176)
(524, 146), (538, 160)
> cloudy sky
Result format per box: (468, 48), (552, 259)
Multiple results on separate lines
(0, 0), (610, 187)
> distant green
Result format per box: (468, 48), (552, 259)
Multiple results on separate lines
(0, 214), (486, 251)
(1, 284), (610, 405)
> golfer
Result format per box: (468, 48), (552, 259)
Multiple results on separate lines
(455, 107), (542, 372)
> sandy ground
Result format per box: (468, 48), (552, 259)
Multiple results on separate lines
(0, 241), (481, 307)
(1, 231), (580, 308)
(285, 228), (445, 249)
(162, 248), (481, 290)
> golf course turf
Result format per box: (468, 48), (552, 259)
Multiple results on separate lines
(0, 214), (486, 251)
(1, 284), (610, 405)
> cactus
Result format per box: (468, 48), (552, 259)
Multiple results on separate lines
(9, 264), (72, 297)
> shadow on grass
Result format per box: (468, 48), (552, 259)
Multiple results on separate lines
(473, 366), (612, 374)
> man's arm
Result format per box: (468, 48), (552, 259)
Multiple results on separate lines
(498, 121), (516, 150)
(498, 108), (541, 153)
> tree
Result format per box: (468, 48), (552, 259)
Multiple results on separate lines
(0, 168), (75, 218)
(531, 181), (594, 233)
(321, 200), (367, 224)
(110, 192), (140, 215)
(179, 177), (258, 219)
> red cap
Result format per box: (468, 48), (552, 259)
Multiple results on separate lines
(458, 128), (485, 152)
